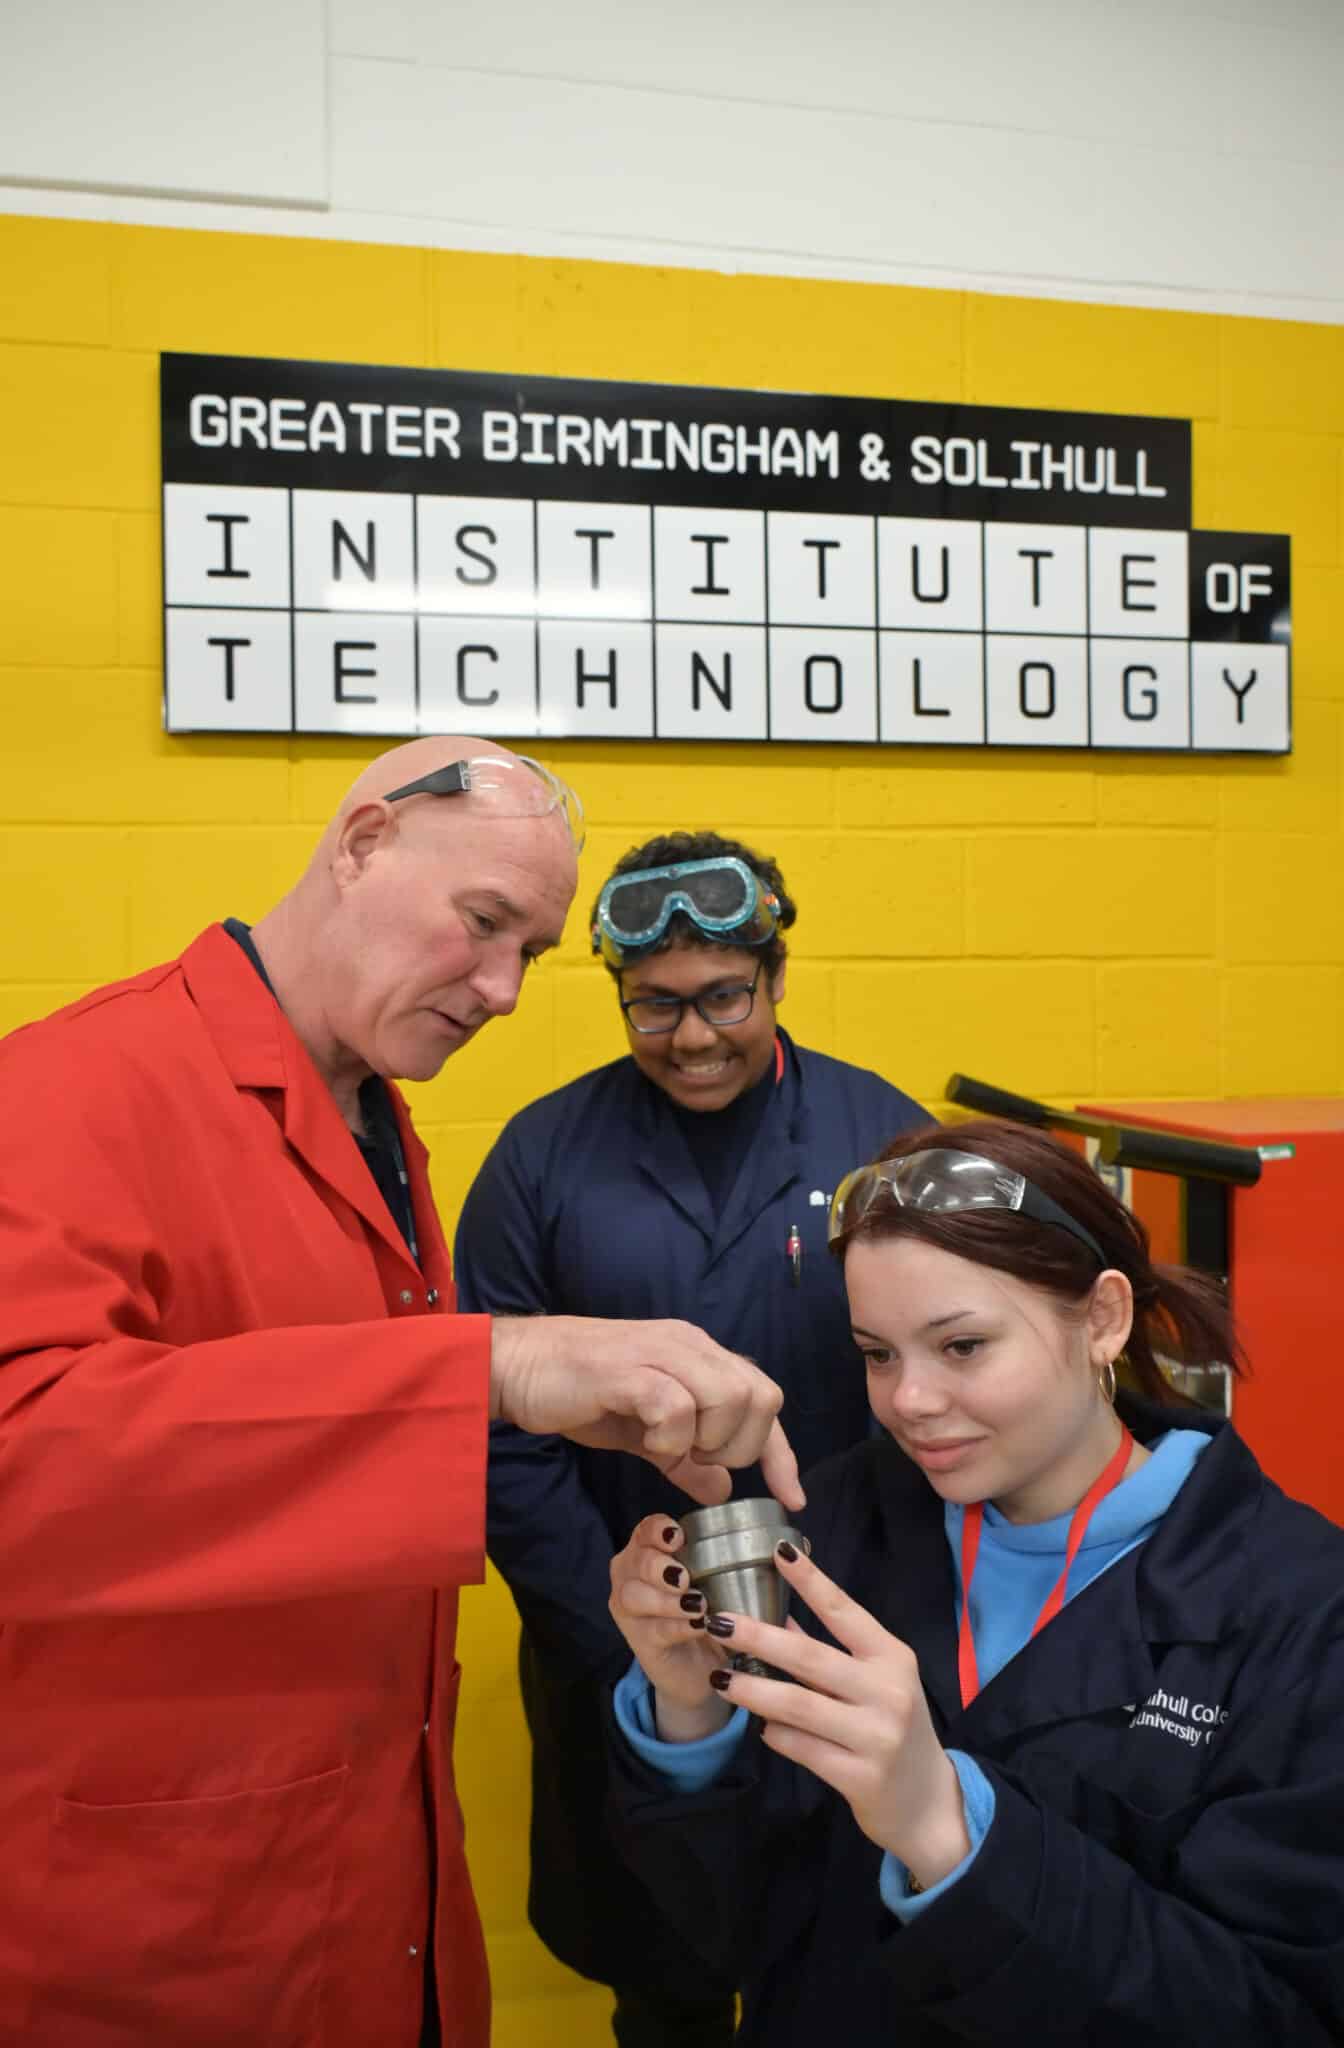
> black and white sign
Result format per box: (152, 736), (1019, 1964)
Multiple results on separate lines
(160, 354), (1292, 754)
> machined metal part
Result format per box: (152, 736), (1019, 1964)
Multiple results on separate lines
(678, 1499), (810, 1677)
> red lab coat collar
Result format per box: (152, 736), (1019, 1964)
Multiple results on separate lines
(179, 923), (424, 1277)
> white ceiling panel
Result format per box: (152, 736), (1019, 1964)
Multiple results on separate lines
(0, 0), (328, 205)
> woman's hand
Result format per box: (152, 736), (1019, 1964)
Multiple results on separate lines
(699, 1544), (972, 1887)
(609, 1516), (734, 1741)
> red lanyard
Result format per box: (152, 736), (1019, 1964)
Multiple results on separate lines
(956, 1427), (1133, 1709)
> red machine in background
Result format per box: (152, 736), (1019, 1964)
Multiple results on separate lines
(948, 1080), (1343, 1527)
(1083, 1097), (1342, 1527)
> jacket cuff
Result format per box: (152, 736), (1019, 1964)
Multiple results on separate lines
(877, 1766), (1046, 2021)
(613, 1662), (750, 1793)
(879, 1750), (997, 1920)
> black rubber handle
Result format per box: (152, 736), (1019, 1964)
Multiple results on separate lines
(944, 1074), (1054, 1126)
(1099, 1126), (1262, 1188)
(947, 1073), (1263, 1188)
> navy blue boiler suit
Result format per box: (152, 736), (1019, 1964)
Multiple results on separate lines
(453, 1030), (926, 1987)
(607, 1395), (1344, 2047)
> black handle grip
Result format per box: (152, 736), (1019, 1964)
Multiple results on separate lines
(945, 1074), (1054, 1126)
(946, 1073), (1264, 1187)
(1099, 1126), (1262, 1188)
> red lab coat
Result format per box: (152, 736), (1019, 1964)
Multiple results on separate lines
(0, 925), (493, 2047)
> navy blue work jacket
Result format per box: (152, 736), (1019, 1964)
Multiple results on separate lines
(454, 1031), (926, 1679)
(606, 1394), (1344, 2046)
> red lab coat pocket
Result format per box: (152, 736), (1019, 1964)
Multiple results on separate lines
(23, 1765), (350, 2047)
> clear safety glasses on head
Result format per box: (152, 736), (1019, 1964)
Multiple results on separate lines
(382, 753), (585, 851)
(591, 856), (780, 968)
(827, 1147), (1106, 1265)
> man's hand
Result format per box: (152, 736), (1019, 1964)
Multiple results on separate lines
(489, 1315), (804, 1512)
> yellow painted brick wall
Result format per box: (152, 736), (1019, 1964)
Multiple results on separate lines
(3, 213), (1342, 2039)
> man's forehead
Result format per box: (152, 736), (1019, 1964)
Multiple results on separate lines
(416, 794), (570, 863)
(436, 811), (576, 923)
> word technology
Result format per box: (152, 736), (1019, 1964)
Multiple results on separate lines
(161, 355), (1292, 755)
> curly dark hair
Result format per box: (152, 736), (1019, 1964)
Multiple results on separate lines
(591, 830), (797, 977)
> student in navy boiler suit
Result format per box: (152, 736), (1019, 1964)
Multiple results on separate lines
(453, 831), (926, 2047)
(606, 1117), (1344, 2047)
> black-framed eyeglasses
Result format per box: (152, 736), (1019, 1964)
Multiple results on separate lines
(620, 968), (763, 1036)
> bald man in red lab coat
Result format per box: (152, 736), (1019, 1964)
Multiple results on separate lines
(0, 739), (800, 2048)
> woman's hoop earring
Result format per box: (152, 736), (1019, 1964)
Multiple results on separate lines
(1098, 1357), (1118, 1406)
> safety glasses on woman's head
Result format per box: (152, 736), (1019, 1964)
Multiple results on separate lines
(591, 857), (779, 968)
(382, 753), (585, 851)
(828, 1147), (1106, 1265)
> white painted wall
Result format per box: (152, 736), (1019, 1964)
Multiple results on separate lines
(2, 0), (1342, 318)
(0, 0), (328, 207)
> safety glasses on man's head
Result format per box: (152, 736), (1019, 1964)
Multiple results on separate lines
(382, 753), (585, 851)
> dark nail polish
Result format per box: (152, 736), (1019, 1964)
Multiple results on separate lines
(708, 1669), (732, 1692)
(661, 1526), (679, 1545)
(663, 1564), (684, 1587)
(776, 1540), (799, 1563)
(706, 1614), (734, 1638)
(679, 1592), (704, 1613)
(688, 1616), (706, 1631)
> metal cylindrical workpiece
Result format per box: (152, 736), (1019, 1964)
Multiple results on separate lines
(678, 1499), (809, 1675)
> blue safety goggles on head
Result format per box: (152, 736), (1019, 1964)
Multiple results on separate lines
(591, 856), (781, 968)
